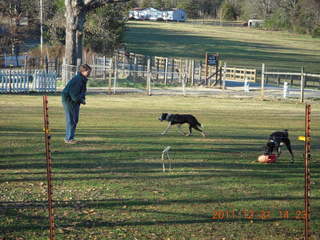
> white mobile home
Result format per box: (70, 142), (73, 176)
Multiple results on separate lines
(248, 19), (264, 27)
(163, 9), (186, 22)
(145, 8), (163, 21)
(129, 8), (147, 20)
(129, 8), (186, 22)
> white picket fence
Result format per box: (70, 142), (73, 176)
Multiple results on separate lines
(0, 70), (57, 93)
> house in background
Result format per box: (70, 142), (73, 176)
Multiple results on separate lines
(248, 19), (264, 27)
(163, 9), (186, 22)
(129, 8), (186, 22)
(146, 8), (163, 21)
(129, 8), (146, 20)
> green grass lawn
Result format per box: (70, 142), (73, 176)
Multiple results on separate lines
(124, 21), (320, 73)
(0, 94), (319, 240)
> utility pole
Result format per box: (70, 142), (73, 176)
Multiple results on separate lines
(40, 0), (43, 56)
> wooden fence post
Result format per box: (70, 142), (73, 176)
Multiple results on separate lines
(171, 58), (174, 82)
(113, 55), (117, 94)
(9, 65), (12, 93)
(62, 58), (66, 85)
(108, 58), (113, 94)
(156, 57), (159, 82)
(199, 61), (202, 84)
(191, 59), (195, 86)
(134, 55), (137, 82)
(219, 66), (222, 89)
(182, 60), (186, 96)
(205, 52), (208, 85)
(164, 58), (168, 85)
(222, 62), (226, 90)
(178, 59), (182, 83)
(147, 58), (151, 96)
(300, 67), (305, 103)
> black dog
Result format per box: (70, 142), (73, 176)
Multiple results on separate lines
(159, 113), (206, 137)
(264, 129), (294, 162)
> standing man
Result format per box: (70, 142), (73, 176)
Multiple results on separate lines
(62, 64), (91, 144)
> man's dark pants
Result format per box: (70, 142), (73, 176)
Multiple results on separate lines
(62, 99), (80, 141)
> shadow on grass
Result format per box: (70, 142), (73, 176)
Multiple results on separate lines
(1, 158), (315, 183)
(125, 25), (320, 71)
(1, 197), (319, 233)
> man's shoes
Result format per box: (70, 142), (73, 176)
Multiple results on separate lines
(64, 139), (78, 144)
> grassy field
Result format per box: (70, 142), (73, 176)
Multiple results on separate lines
(0, 94), (319, 240)
(123, 21), (320, 73)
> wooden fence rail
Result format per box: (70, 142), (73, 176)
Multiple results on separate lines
(262, 65), (320, 88)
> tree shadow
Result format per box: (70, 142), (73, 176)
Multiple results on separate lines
(124, 24), (320, 71)
(1, 196), (319, 234)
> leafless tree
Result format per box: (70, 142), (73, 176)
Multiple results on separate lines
(0, 1), (26, 55)
(64, 0), (129, 65)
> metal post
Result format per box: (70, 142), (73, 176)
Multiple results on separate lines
(244, 77), (249, 93)
(300, 67), (305, 103)
(283, 82), (289, 99)
(42, 96), (55, 240)
(304, 104), (311, 240)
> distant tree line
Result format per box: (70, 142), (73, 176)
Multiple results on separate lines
(0, 0), (319, 60)
(130, 0), (320, 36)
(0, 0), (129, 59)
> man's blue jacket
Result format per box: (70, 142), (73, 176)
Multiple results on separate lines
(62, 72), (88, 104)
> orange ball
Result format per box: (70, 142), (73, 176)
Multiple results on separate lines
(258, 154), (277, 163)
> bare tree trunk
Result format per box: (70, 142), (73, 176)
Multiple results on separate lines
(65, 0), (86, 65)
(64, 0), (128, 66)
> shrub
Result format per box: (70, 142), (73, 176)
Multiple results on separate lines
(220, 2), (238, 21)
(312, 26), (320, 38)
(264, 9), (291, 31)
